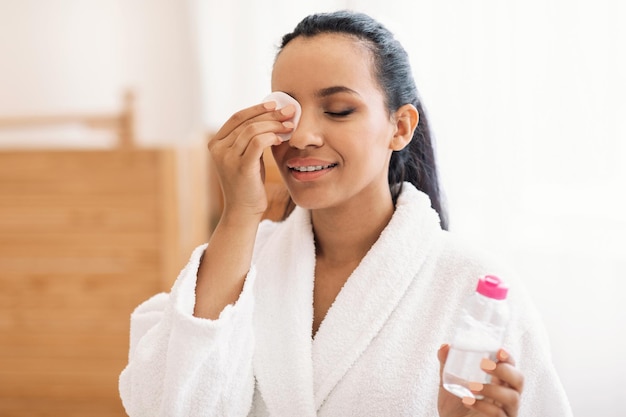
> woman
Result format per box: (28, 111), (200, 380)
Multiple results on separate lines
(119, 10), (573, 417)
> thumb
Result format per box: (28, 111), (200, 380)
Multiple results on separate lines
(438, 343), (450, 381)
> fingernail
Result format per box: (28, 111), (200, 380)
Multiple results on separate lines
(439, 343), (449, 350)
(468, 382), (483, 391)
(280, 104), (295, 115)
(263, 101), (276, 110)
(481, 358), (497, 371)
(462, 396), (476, 405)
(282, 121), (294, 129)
(498, 349), (509, 360)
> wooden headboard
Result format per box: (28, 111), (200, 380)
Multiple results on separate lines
(0, 90), (136, 149)
(0, 94), (208, 416)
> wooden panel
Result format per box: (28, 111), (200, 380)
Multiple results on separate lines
(0, 149), (180, 417)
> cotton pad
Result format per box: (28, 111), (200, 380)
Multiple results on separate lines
(262, 91), (301, 141)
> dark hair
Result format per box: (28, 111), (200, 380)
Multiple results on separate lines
(278, 10), (448, 230)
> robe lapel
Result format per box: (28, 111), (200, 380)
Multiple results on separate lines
(253, 207), (317, 417)
(311, 186), (442, 410)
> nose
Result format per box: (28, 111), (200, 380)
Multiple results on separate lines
(288, 107), (323, 149)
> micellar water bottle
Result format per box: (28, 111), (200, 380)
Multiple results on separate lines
(443, 275), (510, 399)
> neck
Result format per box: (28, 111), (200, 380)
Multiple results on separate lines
(311, 192), (395, 265)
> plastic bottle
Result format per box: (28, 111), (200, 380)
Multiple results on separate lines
(442, 275), (510, 399)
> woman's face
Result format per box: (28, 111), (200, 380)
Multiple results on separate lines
(270, 33), (398, 212)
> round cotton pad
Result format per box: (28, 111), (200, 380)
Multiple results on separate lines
(262, 91), (302, 141)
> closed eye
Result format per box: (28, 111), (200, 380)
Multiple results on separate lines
(325, 109), (355, 117)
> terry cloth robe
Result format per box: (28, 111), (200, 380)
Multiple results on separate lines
(119, 183), (574, 417)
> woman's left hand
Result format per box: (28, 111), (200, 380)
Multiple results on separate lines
(437, 344), (524, 417)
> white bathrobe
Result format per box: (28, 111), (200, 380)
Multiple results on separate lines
(119, 184), (573, 417)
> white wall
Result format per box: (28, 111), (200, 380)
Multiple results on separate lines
(0, 0), (202, 147)
(188, 0), (348, 131)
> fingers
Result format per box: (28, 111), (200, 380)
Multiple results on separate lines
(464, 348), (524, 417)
(437, 343), (450, 386)
(233, 120), (294, 160)
(486, 349), (524, 393)
(211, 102), (297, 149)
(437, 343), (450, 367)
(212, 101), (275, 142)
(463, 395), (515, 417)
(464, 385), (521, 417)
(209, 103), (296, 178)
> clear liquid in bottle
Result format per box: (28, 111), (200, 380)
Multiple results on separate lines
(442, 275), (509, 400)
(442, 345), (497, 399)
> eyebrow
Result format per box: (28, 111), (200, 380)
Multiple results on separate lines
(315, 86), (360, 98)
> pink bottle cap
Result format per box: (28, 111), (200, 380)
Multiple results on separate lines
(476, 275), (508, 300)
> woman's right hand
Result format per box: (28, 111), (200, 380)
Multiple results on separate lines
(195, 101), (296, 320)
(208, 101), (296, 220)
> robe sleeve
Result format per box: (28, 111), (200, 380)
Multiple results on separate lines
(118, 243), (257, 417)
(514, 328), (574, 417)
(503, 279), (574, 417)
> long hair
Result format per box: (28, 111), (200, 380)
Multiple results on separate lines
(278, 10), (448, 230)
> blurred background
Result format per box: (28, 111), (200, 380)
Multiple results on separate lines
(0, 0), (623, 416)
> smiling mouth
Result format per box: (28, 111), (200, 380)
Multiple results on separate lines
(289, 163), (337, 172)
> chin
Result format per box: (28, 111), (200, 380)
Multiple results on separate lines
(288, 189), (333, 211)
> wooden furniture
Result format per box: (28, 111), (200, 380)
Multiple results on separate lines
(0, 95), (208, 416)
(0, 91), (136, 149)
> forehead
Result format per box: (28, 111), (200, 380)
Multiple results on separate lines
(271, 33), (378, 94)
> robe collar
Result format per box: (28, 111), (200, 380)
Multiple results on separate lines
(252, 184), (442, 415)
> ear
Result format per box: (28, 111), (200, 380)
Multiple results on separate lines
(390, 104), (419, 151)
